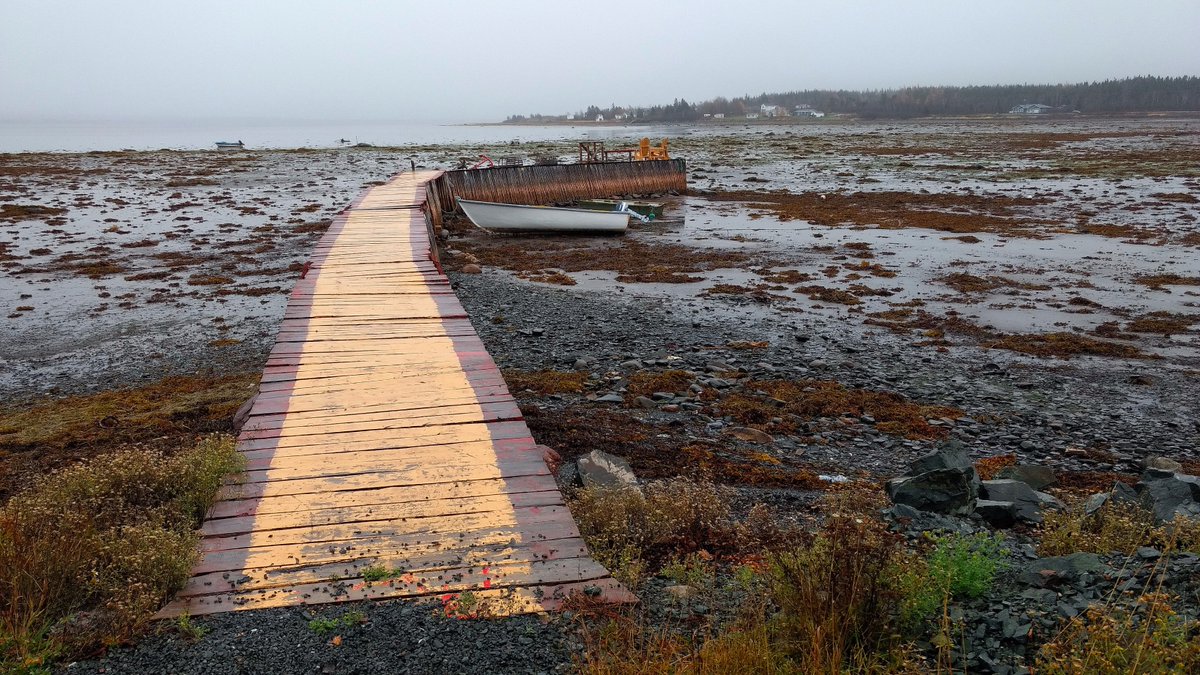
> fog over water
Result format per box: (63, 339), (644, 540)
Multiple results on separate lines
(2, 0), (1198, 134)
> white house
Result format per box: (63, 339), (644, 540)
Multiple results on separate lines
(793, 106), (826, 118)
(713, 113), (725, 119)
(595, 114), (605, 121)
(760, 104), (786, 117)
(1009, 104), (1052, 114)
(745, 113), (759, 119)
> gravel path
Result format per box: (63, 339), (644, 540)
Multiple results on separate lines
(63, 601), (580, 675)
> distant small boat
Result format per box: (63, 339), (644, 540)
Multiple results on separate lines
(215, 140), (244, 151)
(457, 198), (629, 233)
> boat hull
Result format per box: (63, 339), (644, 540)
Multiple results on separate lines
(457, 198), (628, 233)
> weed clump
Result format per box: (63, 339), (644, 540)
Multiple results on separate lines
(1037, 593), (1200, 673)
(569, 479), (732, 588)
(0, 435), (242, 667)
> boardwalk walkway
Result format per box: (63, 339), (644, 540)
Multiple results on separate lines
(160, 172), (631, 617)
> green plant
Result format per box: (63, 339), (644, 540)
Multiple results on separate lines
(0, 434), (241, 669)
(660, 553), (714, 589)
(174, 613), (208, 642)
(360, 564), (403, 582)
(901, 532), (1008, 627)
(307, 610), (365, 635)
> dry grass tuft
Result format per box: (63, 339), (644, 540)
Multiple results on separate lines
(1039, 502), (1200, 557)
(569, 479), (733, 589)
(0, 435), (241, 668)
(1037, 593), (1200, 673)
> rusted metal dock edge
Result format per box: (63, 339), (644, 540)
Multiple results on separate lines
(158, 171), (635, 618)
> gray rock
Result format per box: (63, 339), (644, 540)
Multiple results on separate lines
(633, 396), (657, 410)
(1083, 492), (1109, 516)
(980, 479), (1045, 524)
(620, 359), (642, 369)
(595, 393), (624, 403)
(575, 449), (637, 489)
(907, 440), (973, 475)
(1137, 469), (1200, 523)
(887, 468), (979, 516)
(974, 499), (1018, 528)
(995, 464), (1056, 491)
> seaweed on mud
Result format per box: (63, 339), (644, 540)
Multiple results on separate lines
(522, 406), (823, 489)
(1125, 312), (1198, 336)
(0, 204), (68, 222)
(714, 379), (964, 441)
(449, 238), (751, 278)
(985, 332), (1149, 359)
(702, 189), (1053, 237)
(1135, 273), (1200, 289)
(515, 270), (577, 285)
(502, 369), (588, 396)
(795, 285), (861, 305)
(939, 272), (1051, 293)
(625, 370), (694, 402)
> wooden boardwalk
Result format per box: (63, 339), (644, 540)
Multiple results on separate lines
(159, 172), (632, 617)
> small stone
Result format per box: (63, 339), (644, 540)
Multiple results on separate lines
(728, 427), (773, 444)
(461, 264), (482, 274)
(575, 449), (637, 488)
(1137, 546), (1161, 560)
(633, 396), (657, 410)
(1143, 456), (1183, 473)
(661, 404), (681, 413)
(664, 584), (697, 600)
(595, 393), (624, 403)
(995, 464), (1057, 491)
(620, 359), (642, 369)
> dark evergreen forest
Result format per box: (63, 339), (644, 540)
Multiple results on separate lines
(504, 76), (1200, 122)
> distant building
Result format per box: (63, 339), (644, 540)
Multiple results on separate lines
(793, 105), (826, 118)
(566, 114), (575, 120)
(595, 114), (605, 121)
(713, 113), (725, 119)
(760, 104), (787, 117)
(745, 113), (759, 119)
(612, 113), (625, 120)
(1009, 103), (1053, 114)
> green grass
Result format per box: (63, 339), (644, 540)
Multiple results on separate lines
(0, 434), (242, 670)
(307, 611), (366, 635)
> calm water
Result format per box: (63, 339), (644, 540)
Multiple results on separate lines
(0, 119), (662, 153)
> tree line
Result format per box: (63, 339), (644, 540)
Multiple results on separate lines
(504, 76), (1200, 122)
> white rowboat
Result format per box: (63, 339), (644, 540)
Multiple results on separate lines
(457, 198), (629, 233)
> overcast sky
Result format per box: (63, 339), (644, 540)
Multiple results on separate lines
(2, 0), (1197, 123)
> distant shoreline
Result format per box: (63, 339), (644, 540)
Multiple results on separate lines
(483, 110), (1200, 127)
